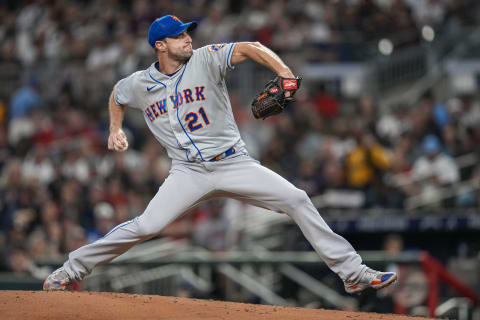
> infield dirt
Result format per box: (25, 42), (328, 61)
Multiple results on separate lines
(0, 290), (437, 319)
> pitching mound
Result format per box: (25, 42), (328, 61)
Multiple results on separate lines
(0, 290), (436, 320)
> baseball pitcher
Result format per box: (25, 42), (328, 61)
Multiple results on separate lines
(44, 15), (396, 295)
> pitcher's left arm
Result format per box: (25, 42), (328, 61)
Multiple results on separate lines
(230, 42), (294, 78)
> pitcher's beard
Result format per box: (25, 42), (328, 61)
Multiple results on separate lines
(169, 50), (192, 64)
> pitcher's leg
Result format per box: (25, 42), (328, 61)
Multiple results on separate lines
(64, 165), (214, 281)
(215, 158), (365, 283)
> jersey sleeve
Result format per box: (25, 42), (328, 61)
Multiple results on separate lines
(196, 43), (236, 82)
(113, 73), (136, 108)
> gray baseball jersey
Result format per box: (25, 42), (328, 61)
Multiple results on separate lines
(114, 43), (245, 162)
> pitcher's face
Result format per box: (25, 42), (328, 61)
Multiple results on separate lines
(164, 31), (193, 62)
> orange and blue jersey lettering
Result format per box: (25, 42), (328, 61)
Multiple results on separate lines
(150, 103), (159, 118)
(183, 89), (194, 104)
(156, 99), (167, 114)
(144, 87), (207, 120)
(170, 94), (183, 108)
(145, 108), (155, 122)
(195, 86), (205, 101)
(185, 112), (203, 132)
(198, 106), (209, 125)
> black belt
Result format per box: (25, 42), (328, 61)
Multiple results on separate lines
(209, 147), (236, 162)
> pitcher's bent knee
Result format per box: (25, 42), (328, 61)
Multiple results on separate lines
(136, 217), (161, 238)
(284, 189), (311, 213)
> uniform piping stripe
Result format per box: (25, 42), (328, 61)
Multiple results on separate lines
(148, 73), (167, 88)
(227, 43), (236, 69)
(101, 219), (136, 239)
(175, 65), (205, 161)
(149, 67), (193, 161)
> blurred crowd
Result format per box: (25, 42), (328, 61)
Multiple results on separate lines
(1, 0), (480, 279)
(262, 89), (480, 210)
(0, 0), (478, 87)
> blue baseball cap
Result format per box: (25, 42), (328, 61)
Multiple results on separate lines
(423, 134), (441, 154)
(148, 15), (197, 48)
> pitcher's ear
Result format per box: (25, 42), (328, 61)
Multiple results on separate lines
(155, 40), (167, 52)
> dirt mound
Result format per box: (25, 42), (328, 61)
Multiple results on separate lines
(0, 290), (436, 320)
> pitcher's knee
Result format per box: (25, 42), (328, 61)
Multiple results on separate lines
(136, 217), (160, 238)
(284, 189), (311, 213)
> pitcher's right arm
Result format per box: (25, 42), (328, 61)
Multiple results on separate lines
(107, 91), (128, 152)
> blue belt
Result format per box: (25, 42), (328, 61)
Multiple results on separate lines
(209, 147), (236, 162)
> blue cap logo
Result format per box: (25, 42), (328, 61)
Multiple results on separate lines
(148, 15), (197, 48)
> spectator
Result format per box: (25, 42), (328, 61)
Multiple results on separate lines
(7, 249), (34, 276)
(294, 158), (324, 196)
(8, 76), (41, 120)
(194, 3), (237, 47)
(345, 130), (391, 207)
(390, 133), (415, 181)
(312, 83), (340, 119)
(409, 135), (459, 208)
(459, 94), (480, 128)
(376, 104), (411, 146)
(87, 202), (116, 243)
(27, 229), (49, 261)
(357, 94), (379, 135)
(63, 219), (86, 252)
(411, 92), (448, 144)
(193, 200), (236, 252)
(22, 145), (55, 184)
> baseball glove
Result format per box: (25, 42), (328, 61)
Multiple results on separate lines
(251, 76), (302, 119)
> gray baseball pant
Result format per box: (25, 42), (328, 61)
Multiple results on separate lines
(63, 154), (366, 283)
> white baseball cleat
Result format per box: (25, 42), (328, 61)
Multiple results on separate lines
(344, 268), (397, 294)
(43, 267), (72, 291)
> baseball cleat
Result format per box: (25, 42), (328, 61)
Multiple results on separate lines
(344, 268), (397, 294)
(43, 267), (71, 291)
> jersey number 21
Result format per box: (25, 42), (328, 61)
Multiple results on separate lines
(184, 107), (210, 132)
